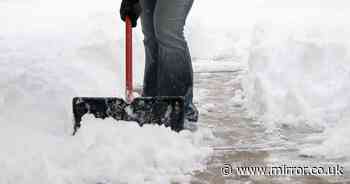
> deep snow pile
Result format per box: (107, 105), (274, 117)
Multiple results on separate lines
(189, 0), (350, 160)
(0, 117), (212, 184)
(242, 1), (350, 159)
(0, 0), (214, 183)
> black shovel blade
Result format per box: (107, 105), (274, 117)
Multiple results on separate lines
(72, 96), (185, 135)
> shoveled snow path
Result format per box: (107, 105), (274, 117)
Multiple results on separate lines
(190, 61), (349, 184)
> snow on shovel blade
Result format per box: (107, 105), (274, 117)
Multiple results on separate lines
(72, 96), (185, 135)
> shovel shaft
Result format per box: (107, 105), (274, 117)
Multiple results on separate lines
(125, 17), (133, 102)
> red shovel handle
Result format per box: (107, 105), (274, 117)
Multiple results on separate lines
(125, 16), (133, 102)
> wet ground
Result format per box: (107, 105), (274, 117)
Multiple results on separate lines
(188, 65), (350, 184)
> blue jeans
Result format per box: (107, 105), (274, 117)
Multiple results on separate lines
(140, 0), (197, 121)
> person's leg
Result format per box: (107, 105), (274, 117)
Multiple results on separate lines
(139, 0), (158, 96)
(153, 0), (198, 122)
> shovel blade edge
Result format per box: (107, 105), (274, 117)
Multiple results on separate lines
(72, 96), (185, 135)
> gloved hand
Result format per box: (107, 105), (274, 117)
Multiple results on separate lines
(120, 0), (142, 27)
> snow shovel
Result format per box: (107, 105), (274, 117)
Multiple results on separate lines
(72, 17), (185, 135)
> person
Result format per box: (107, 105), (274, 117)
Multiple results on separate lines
(120, 0), (198, 130)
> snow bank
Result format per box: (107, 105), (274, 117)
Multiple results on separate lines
(245, 25), (350, 128)
(0, 117), (213, 184)
(301, 116), (350, 159)
(242, 1), (350, 159)
(187, 0), (350, 160)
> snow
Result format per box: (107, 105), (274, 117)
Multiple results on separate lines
(0, 0), (214, 183)
(0, 117), (213, 184)
(301, 117), (350, 159)
(2, 0), (350, 182)
(190, 0), (350, 160)
(241, 2), (350, 159)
